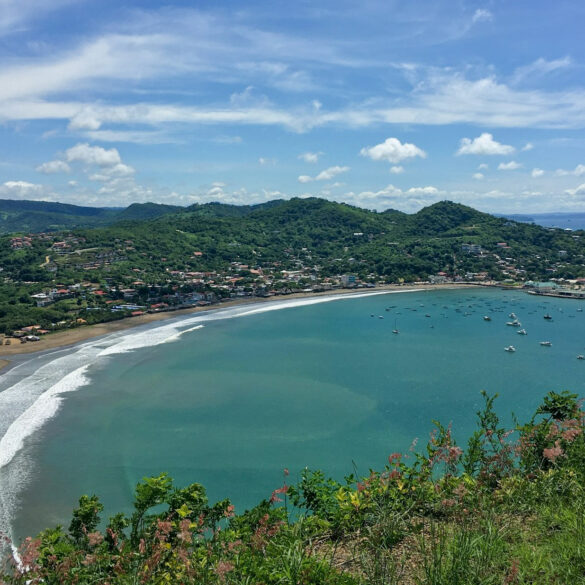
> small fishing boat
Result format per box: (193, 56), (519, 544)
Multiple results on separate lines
(517, 329), (527, 335)
(544, 314), (553, 320)
(540, 341), (552, 346)
(483, 316), (491, 321)
(504, 345), (516, 352)
(577, 355), (585, 360)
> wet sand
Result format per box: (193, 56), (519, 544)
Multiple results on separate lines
(0, 283), (477, 369)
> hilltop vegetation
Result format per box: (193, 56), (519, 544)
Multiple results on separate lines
(0, 198), (584, 335)
(3, 390), (585, 584)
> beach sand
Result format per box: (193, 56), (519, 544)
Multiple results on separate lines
(0, 283), (478, 369)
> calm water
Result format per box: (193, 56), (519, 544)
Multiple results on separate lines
(2, 288), (585, 541)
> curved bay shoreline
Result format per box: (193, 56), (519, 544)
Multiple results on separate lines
(0, 283), (478, 370)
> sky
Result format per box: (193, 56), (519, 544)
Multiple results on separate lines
(1, 0), (585, 214)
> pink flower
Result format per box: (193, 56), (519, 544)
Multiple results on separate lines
(215, 560), (234, 582)
(543, 440), (564, 462)
(87, 531), (103, 547)
(388, 453), (402, 465)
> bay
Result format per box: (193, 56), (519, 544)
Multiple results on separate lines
(3, 288), (585, 541)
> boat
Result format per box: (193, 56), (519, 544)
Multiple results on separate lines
(483, 316), (491, 321)
(544, 314), (553, 320)
(578, 355), (585, 360)
(517, 329), (527, 335)
(540, 341), (552, 346)
(378, 315), (384, 319)
(509, 312), (517, 319)
(506, 320), (521, 327)
(504, 345), (516, 352)
(392, 319), (399, 334)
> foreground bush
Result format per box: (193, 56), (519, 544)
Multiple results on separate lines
(3, 390), (585, 584)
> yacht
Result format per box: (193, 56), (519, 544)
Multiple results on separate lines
(540, 341), (552, 346)
(504, 345), (516, 352)
(517, 329), (527, 335)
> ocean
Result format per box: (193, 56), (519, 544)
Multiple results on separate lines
(1, 287), (585, 544)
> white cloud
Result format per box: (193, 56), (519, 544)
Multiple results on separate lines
(512, 57), (572, 85)
(297, 165), (349, 183)
(457, 133), (515, 156)
(478, 163), (489, 170)
(315, 166), (349, 180)
(472, 9), (493, 23)
(531, 168), (545, 178)
(298, 151), (321, 163)
(555, 164), (585, 177)
(258, 157), (276, 166)
(360, 137), (426, 164)
(473, 173), (484, 180)
(0, 180), (48, 199)
(390, 166), (404, 174)
(498, 161), (522, 171)
(36, 160), (71, 174)
(89, 163), (135, 182)
(565, 184), (585, 196)
(522, 142), (534, 151)
(65, 143), (121, 167)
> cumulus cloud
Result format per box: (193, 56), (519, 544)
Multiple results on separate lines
(360, 137), (426, 164)
(298, 151), (321, 163)
(457, 133), (515, 156)
(522, 142), (534, 151)
(36, 160), (71, 174)
(555, 164), (585, 177)
(531, 168), (545, 178)
(315, 166), (349, 180)
(478, 163), (489, 170)
(498, 161), (522, 171)
(473, 173), (484, 180)
(65, 143), (122, 167)
(89, 163), (135, 182)
(390, 166), (404, 174)
(0, 180), (48, 199)
(299, 165), (349, 182)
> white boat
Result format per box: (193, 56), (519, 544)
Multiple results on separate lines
(504, 345), (516, 352)
(517, 329), (527, 335)
(509, 312), (517, 319)
(540, 341), (552, 346)
(578, 355), (585, 360)
(483, 316), (491, 321)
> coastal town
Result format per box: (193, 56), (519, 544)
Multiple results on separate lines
(3, 215), (585, 345)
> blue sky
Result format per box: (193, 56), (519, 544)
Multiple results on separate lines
(1, 0), (584, 213)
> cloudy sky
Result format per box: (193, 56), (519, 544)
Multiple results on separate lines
(1, 0), (585, 213)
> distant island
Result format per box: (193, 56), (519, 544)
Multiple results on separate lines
(1, 197), (584, 342)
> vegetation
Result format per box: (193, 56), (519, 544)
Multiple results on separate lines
(3, 390), (585, 584)
(1, 197), (584, 334)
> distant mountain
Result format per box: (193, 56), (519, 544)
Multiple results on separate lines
(0, 199), (183, 233)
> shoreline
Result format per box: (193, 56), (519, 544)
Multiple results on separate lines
(0, 283), (477, 369)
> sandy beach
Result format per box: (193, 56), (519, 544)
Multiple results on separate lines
(0, 283), (477, 368)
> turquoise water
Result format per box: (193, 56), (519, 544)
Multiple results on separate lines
(4, 288), (585, 540)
